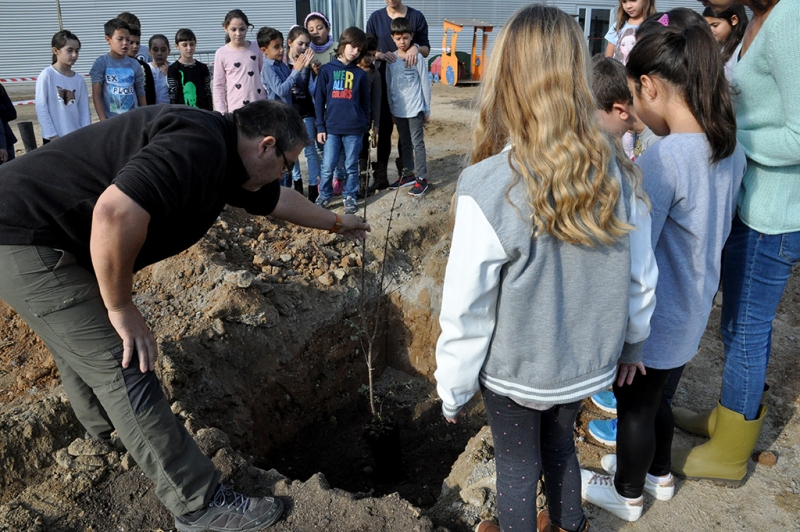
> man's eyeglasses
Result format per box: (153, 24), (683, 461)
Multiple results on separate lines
(276, 146), (294, 175)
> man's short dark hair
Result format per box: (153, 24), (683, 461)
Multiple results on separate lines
(233, 100), (308, 152)
(104, 18), (131, 38)
(256, 27), (283, 49)
(390, 17), (414, 36)
(175, 28), (197, 44)
(591, 55), (632, 112)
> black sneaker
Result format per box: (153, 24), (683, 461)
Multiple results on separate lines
(315, 194), (332, 208)
(174, 484), (283, 531)
(408, 178), (429, 197)
(388, 174), (416, 190)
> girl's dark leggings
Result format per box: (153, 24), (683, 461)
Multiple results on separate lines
(613, 365), (684, 498)
(483, 388), (587, 532)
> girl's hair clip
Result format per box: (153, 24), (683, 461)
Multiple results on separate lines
(658, 14), (669, 26)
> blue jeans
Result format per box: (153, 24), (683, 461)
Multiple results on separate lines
(316, 141), (345, 181)
(319, 134), (362, 199)
(720, 215), (800, 420)
(292, 117), (320, 186)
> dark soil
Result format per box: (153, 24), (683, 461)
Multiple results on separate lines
(261, 369), (487, 509)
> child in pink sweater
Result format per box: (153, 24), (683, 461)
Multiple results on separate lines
(212, 9), (265, 112)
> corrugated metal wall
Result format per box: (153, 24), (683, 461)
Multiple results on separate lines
(0, 1), (296, 79)
(363, 0), (703, 60)
(1, 0), (707, 79)
(364, 0), (526, 60)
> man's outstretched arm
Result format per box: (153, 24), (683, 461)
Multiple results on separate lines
(90, 184), (157, 373)
(270, 187), (371, 241)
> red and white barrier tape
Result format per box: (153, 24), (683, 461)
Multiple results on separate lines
(1, 74), (90, 83)
(0, 77), (38, 83)
(13, 100), (35, 106)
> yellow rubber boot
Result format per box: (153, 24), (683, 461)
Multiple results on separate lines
(673, 405), (718, 437)
(673, 385), (768, 438)
(671, 403), (766, 485)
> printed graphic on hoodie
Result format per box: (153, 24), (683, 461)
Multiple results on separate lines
(332, 70), (354, 99)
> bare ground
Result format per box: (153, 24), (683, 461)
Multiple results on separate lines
(1, 84), (799, 531)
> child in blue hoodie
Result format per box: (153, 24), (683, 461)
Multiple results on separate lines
(258, 26), (314, 193)
(314, 27), (370, 214)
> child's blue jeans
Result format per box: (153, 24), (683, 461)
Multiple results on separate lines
(292, 117), (320, 186)
(319, 134), (362, 199)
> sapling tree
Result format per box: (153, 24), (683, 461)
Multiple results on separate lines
(357, 133), (401, 418)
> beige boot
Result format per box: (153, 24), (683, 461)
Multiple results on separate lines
(671, 402), (766, 485)
(673, 404), (718, 437)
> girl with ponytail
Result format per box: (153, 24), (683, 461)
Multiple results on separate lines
(580, 18), (746, 521)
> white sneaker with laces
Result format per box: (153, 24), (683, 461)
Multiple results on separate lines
(600, 454), (675, 501)
(580, 469), (643, 522)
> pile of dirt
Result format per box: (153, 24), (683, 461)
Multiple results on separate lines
(0, 85), (478, 531)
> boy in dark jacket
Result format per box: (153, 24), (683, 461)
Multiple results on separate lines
(314, 27), (370, 214)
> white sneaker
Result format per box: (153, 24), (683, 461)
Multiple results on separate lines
(600, 454), (675, 501)
(580, 469), (643, 522)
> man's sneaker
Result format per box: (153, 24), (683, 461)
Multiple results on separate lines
(315, 195), (332, 208)
(333, 178), (344, 196)
(408, 179), (429, 197)
(344, 196), (358, 214)
(388, 174), (416, 189)
(591, 390), (617, 414)
(174, 484), (284, 531)
(588, 417), (617, 446)
(580, 470), (643, 522)
(600, 454), (674, 501)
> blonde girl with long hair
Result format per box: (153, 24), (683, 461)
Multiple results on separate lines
(434, 5), (657, 532)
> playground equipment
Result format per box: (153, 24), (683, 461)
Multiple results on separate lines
(440, 19), (494, 86)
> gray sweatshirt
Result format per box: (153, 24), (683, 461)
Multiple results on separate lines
(385, 52), (431, 118)
(435, 147), (657, 416)
(638, 133), (746, 369)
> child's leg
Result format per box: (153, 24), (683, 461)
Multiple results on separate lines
(341, 135), (363, 199)
(613, 367), (671, 498)
(408, 111), (427, 180)
(650, 365), (685, 476)
(394, 116), (415, 176)
(483, 388), (542, 532)
(541, 400), (587, 531)
(302, 117), (320, 187)
(318, 134), (342, 200)
(334, 149), (346, 180)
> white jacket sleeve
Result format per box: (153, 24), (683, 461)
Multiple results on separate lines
(78, 80), (91, 129)
(619, 194), (658, 364)
(435, 195), (507, 417)
(35, 69), (57, 139)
